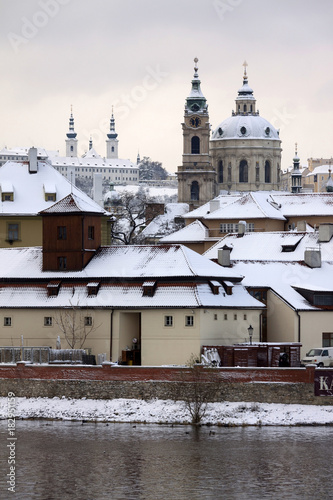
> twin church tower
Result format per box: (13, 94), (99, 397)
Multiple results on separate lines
(177, 59), (282, 207)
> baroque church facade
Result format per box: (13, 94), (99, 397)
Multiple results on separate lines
(177, 60), (282, 207)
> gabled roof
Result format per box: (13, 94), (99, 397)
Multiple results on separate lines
(40, 193), (105, 215)
(0, 160), (108, 216)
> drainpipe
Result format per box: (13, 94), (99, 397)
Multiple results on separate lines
(259, 312), (263, 343)
(296, 311), (301, 343)
(110, 309), (114, 361)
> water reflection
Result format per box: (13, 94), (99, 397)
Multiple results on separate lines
(0, 421), (332, 499)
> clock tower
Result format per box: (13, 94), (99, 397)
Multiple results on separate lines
(177, 58), (215, 208)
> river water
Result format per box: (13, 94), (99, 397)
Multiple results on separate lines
(0, 421), (332, 499)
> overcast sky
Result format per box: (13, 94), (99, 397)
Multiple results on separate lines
(0, 0), (332, 173)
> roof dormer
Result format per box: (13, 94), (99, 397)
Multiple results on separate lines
(1, 181), (14, 201)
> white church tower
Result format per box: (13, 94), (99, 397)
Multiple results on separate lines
(65, 106), (78, 157)
(106, 108), (119, 159)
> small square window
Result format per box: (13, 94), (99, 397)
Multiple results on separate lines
(214, 314), (218, 320)
(164, 315), (173, 327)
(234, 314), (237, 320)
(84, 316), (92, 326)
(4, 317), (11, 326)
(185, 315), (194, 327)
(224, 314), (228, 320)
(243, 314), (247, 320)
(44, 317), (53, 326)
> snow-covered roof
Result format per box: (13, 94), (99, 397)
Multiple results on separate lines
(0, 160), (108, 216)
(203, 231), (333, 262)
(0, 245), (243, 281)
(141, 203), (189, 239)
(204, 192), (286, 221)
(185, 191), (333, 220)
(0, 147), (58, 158)
(0, 281), (262, 309)
(306, 165), (332, 176)
(81, 147), (102, 159)
(160, 220), (209, 243)
(40, 193), (106, 215)
(49, 155), (137, 169)
(211, 114), (280, 141)
(233, 261), (333, 311)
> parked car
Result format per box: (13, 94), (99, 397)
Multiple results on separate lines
(301, 348), (333, 367)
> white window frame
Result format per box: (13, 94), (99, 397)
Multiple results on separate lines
(185, 315), (194, 327)
(44, 316), (53, 327)
(164, 315), (173, 327)
(4, 317), (11, 326)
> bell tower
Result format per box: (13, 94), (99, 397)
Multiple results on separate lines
(106, 107), (119, 159)
(177, 58), (215, 208)
(65, 106), (78, 157)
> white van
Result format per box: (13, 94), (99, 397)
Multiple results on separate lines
(302, 348), (333, 367)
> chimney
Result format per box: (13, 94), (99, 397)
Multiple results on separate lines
(28, 147), (38, 174)
(218, 244), (232, 267)
(304, 248), (321, 268)
(318, 223), (333, 243)
(297, 220), (307, 232)
(238, 220), (246, 236)
(209, 199), (220, 213)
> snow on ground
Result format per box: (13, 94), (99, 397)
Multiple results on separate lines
(1, 397), (333, 426)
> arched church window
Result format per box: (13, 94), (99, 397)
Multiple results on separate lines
(70, 145), (73, 152)
(239, 160), (248, 183)
(244, 104), (247, 113)
(265, 160), (271, 183)
(250, 105), (253, 112)
(190, 181), (199, 201)
(218, 160), (223, 183)
(191, 136), (200, 154)
(112, 146), (114, 152)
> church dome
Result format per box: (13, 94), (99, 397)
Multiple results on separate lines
(211, 114), (280, 141)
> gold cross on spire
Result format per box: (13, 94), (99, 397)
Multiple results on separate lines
(243, 60), (248, 77)
(295, 142), (298, 154)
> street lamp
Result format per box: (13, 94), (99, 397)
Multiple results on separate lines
(248, 325), (253, 345)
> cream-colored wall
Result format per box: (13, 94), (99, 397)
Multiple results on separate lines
(267, 291), (333, 359)
(267, 291), (298, 343)
(299, 311), (333, 358)
(0, 217), (42, 248)
(140, 309), (201, 366)
(0, 308), (111, 357)
(199, 308), (261, 345)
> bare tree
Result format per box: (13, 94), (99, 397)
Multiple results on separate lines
(110, 187), (162, 245)
(53, 300), (101, 349)
(174, 356), (223, 424)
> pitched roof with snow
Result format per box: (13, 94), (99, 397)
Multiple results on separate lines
(0, 244), (243, 281)
(184, 191), (333, 220)
(40, 193), (105, 215)
(160, 220), (209, 243)
(0, 160), (108, 216)
(203, 231), (333, 262)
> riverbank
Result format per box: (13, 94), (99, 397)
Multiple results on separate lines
(1, 397), (333, 425)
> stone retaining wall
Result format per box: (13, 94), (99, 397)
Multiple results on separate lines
(0, 363), (332, 405)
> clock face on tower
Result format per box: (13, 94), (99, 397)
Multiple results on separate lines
(189, 116), (201, 128)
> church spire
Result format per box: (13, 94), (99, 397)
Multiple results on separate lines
(107, 106), (118, 140)
(185, 58), (207, 114)
(106, 106), (119, 159)
(291, 143), (302, 193)
(65, 105), (78, 157)
(234, 61), (256, 116)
